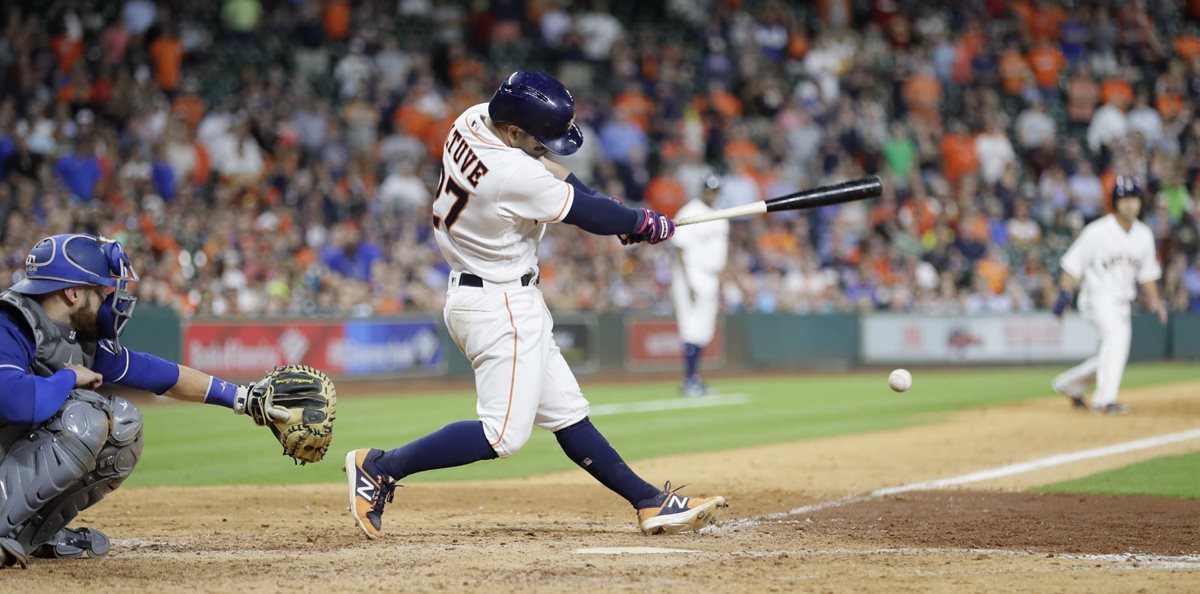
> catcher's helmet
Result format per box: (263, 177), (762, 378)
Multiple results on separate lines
(12, 234), (139, 347)
(1111, 175), (1143, 207)
(488, 71), (584, 156)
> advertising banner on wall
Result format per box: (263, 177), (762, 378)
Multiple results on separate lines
(185, 319), (444, 379)
(861, 313), (1100, 363)
(626, 317), (724, 371)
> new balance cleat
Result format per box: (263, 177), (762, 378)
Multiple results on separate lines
(31, 527), (110, 559)
(636, 482), (727, 535)
(344, 449), (397, 539)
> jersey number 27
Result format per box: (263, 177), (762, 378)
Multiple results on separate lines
(433, 169), (470, 231)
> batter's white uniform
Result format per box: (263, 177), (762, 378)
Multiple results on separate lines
(669, 199), (729, 345)
(1054, 214), (1161, 408)
(433, 103), (589, 457)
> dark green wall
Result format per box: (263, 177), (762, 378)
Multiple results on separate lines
(1130, 313), (1169, 361)
(741, 313), (859, 369)
(1171, 314), (1200, 360)
(121, 305), (181, 362)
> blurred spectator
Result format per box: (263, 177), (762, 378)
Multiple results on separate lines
(0, 0), (1193, 321)
(53, 136), (102, 203)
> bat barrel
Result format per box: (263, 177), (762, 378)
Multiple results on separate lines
(764, 175), (883, 213)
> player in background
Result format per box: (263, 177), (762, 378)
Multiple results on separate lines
(345, 71), (727, 539)
(0, 234), (291, 568)
(1051, 176), (1167, 414)
(670, 172), (730, 397)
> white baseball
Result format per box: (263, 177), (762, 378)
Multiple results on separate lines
(888, 369), (912, 392)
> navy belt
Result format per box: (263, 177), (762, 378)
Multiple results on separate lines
(459, 272), (537, 287)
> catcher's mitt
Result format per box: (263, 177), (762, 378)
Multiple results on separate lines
(245, 364), (337, 464)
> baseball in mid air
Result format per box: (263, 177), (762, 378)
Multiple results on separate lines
(888, 369), (912, 393)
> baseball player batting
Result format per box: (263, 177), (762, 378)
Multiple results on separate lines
(345, 71), (726, 539)
(1051, 176), (1167, 414)
(671, 173), (730, 397)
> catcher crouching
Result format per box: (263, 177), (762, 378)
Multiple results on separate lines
(0, 234), (336, 569)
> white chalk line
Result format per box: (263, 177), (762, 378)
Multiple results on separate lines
(714, 426), (1200, 531)
(589, 393), (749, 416)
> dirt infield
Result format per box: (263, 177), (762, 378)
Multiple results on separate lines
(7, 380), (1200, 592)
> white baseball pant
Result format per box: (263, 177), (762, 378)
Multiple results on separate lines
(1054, 297), (1132, 408)
(670, 273), (719, 346)
(443, 273), (590, 458)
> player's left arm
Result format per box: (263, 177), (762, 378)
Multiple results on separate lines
(1140, 280), (1168, 324)
(93, 341), (285, 419)
(1136, 235), (1166, 324)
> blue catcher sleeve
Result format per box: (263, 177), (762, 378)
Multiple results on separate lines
(561, 173), (643, 235)
(95, 339), (181, 394)
(0, 319), (76, 424)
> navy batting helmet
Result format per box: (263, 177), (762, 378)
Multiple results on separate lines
(488, 71), (584, 156)
(12, 234), (140, 347)
(1111, 175), (1143, 206)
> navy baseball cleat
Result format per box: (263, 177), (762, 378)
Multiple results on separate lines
(31, 527), (110, 559)
(680, 377), (714, 398)
(1051, 378), (1087, 409)
(636, 482), (727, 535)
(344, 449), (398, 539)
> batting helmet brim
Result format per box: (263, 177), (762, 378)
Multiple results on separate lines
(534, 122), (584, 156)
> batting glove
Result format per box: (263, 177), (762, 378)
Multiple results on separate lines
(622, 208), (676, 245)
(1052, 289), (1072, 318)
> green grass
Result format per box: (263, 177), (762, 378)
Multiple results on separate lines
(127, 363), (1200, 488)
(1034, 450), (1200, 499)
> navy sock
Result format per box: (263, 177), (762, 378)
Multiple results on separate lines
(555, 417), (662, 508)
(684, 343), (702, 380)
(374, 420), (498, 480)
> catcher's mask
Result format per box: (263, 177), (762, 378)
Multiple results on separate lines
(12, 234), (140, 349)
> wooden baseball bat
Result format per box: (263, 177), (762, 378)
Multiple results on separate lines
(674, 175), (883, 226)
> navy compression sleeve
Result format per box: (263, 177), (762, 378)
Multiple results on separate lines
(561, 173), (644, 235)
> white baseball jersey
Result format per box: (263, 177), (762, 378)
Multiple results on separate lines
(1060, 214), (1160, 304)
(433, 103), (575, 283)
(670, 199), (729, 345)
(670, 200), (729, 292)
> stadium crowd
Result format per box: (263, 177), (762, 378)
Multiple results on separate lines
(1, 0), (1199, 318)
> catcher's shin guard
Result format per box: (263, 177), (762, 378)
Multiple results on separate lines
(17, 395), (142, 552)
(0, 391), (142, 558)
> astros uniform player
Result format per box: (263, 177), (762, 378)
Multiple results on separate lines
(345, 71), (726, 538)
(1052, 176), (1167, 414)
(670, 173), (729, 397)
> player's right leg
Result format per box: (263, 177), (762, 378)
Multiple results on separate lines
(346, 285), (544, 538)
(1053, 356), (1096, 409)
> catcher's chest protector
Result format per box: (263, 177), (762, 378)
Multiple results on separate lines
(0, 290), (95, 377)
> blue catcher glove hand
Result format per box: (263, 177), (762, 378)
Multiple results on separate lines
(1052, 289), (1072, 318)
(621, 208), (676, 246)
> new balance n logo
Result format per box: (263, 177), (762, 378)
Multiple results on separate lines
(666, 494), (689, 509)
(357, 476), (375, 501)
